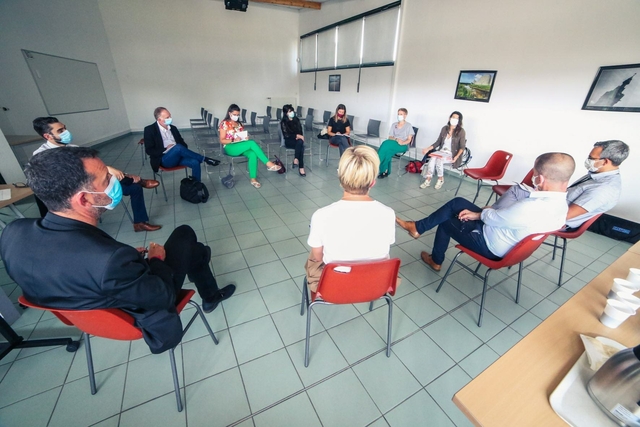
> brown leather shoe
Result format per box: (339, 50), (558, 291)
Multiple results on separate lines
(133, 222), (162, 232)
(396, 217), (420, 239)
(420, 251), (441, 271)
(138, 179), (160, 189)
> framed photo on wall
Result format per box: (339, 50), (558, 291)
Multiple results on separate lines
(454, 70), (497, 103)
(329, 74), (341, 92)
(582, 63), (640, 112)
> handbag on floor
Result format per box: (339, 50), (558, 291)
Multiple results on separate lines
(273, 155), (286, 174)
(180, 176), (209, 203)
(220, 164), (235, 189)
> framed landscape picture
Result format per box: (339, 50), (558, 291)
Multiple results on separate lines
(454, 70), (497, 103)
(582, 63), (640, 112)
(329, 74), (341, 92)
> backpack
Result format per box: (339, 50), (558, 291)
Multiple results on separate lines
(405, 160), (423, 174)
(180, 176), (209, 204)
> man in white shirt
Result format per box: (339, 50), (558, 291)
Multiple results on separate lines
(397, 153), (575, 271)
(492, 140), (628, 230)
(32, 117), (162, 232)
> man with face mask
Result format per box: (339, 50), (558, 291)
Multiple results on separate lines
(143, 107), (220, 182)
(396, 153), (575, 271)
(491, 140), (628, 230)
(32, 116), (162, 232)
(0, 147), (235, 354)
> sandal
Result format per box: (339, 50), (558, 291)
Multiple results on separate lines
(251, 181), (261, 189)
(434, 178), (444, 190)
(420, 178), (431, 189)
(267, 165), (282, 172)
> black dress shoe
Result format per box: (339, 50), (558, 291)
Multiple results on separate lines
(202, 284), (236, 313)
(299, 170), (306, 177)
(204, 157), (220, 166)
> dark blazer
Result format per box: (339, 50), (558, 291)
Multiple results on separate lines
(432, 125), (467, 169)
(0, 214), (182, 354)
(143, 122), (188, 172)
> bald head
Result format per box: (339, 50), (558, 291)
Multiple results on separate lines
(534, 153), (575, 187)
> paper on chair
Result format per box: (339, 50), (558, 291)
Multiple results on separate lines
(429, 151), (453, 163)
(235, 131), (248, 141)
(0, 189), (11, 201)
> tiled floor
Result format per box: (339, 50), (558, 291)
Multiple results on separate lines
(0, 132), (632, 426)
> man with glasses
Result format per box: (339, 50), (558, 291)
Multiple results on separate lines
(492, 140), (629, 230)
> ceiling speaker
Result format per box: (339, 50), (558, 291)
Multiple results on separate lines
(225, 0), (248, 12)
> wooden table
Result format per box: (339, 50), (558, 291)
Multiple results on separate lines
(453, 241), (640, 426)
(0, 184), (34, 228)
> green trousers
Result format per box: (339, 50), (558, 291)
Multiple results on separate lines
(224, 140), (269, 179)
(377, 139), (408, 174)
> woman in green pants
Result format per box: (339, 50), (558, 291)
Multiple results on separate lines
(219, 104), (281, 188)
(376, 108), (415, 178)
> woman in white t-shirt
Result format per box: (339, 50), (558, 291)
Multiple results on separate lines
(420, 111), (467, 190)
(305, 146), (396, 292)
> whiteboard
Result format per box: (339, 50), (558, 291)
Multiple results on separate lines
(22, 50), (109, 115)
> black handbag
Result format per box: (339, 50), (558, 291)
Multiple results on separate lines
(180, 176), (209, 203)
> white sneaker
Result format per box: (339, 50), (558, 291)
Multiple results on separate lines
(420, 178), (431, 189)
(434, 178), (444, 190)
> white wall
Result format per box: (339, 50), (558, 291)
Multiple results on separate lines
(301, 0), (640, 222)
(98, 0), (300, 131)
(0, 0), (130, 145)
(298, 0), (397, 136)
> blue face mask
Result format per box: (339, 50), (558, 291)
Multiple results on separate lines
(164, 117), (173, 126)
(57, 130), (73, 144)
(86, 175), (123, 210)
(287, 111), (295, 119)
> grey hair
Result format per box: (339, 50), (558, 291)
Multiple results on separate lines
(594, 140), (629, 166)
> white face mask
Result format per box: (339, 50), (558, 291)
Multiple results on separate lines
(230, 114), (239, 122)
(450, 118), (459, 127)
(397, 115), (405, 122)
(584, 158), (601, 172)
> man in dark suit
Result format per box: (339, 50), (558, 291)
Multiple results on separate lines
(143, 107), (219, 181)
(0, 147), (235, 354)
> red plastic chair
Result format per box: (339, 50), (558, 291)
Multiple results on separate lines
(300, 258), (401, 367)
(324, 137), (351, 166)
(436, 233), (550, 327)
(490, 168), (535, 205)
(543, 213), (603, 287)
(153, 165), (189, 202)
(18, 289), (217, 412)
(454, 150), (513, 204)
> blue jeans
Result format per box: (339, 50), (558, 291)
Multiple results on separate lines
(161, 145), (204, 181)
(415, 197), (500, 265)
(330, 135), (350, 156)
(120, 177), (148, 223)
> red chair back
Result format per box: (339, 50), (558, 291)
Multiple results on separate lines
(553, 213), (602, 239)
(467, 150), (513, 180)
(314, 258), (401, 304)
(17, 289), (195, 342)
(458, 232), (550, 269)
(520, 168), (535, 187)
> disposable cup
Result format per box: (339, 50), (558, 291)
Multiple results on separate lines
(626, 268), (640, 285)
(613, 278), (639, 293)
(600, 298), (635, 328)
(611, 292), (640, 311)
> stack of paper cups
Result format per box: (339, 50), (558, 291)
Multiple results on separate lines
(600, 299), (635, 328)
(627, 268), (640, 285)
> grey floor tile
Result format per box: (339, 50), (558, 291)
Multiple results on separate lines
(182, 330), (237, 386)
(486, 327), (522, 355)
(0, 387), (61, 427)
(425, 366), (474, 427)
(328, 316), (386, 364)
(424, 315), (483, 362)
(222, 289), (269, 327)
(230, 316), (284, 364)
(392, 330), (455, 386)
(253, 392), (322, 427)
(385, 389), (455, 427)
(394, 290), (446, 327)
(119, 392), (187, 427)
(287, 331), (349, 387)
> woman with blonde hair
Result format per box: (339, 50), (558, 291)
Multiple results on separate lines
(305, 146), (395, 292)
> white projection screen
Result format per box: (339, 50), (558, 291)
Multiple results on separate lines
(22, 50), (109, 115)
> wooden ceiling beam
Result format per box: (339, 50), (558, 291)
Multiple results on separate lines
(250, 0), (321, 10)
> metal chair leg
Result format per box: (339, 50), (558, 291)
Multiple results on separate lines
(159, 172), (168, 202)
(516, 262), (523, 303)
(300, 277), (308, 316)
(122, 203), (134, 224)
(552, 236), (559, 260)
(369, 301), (374, 311)
(325, 144), (330, 166)
(477, 269), (493, 327)
(187, 300), (219, 345)
(472, 179), (482, 204)
(84, 333), (97, 395)
(454, 174), (464, 196)
(169, 348), (183, 412)
(436, 251), (463, 292)
(385, 296), (393, 357)
(557, 237), (567, 287)
(485, 190), (495, 207)
(304, 302), (317, 367)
